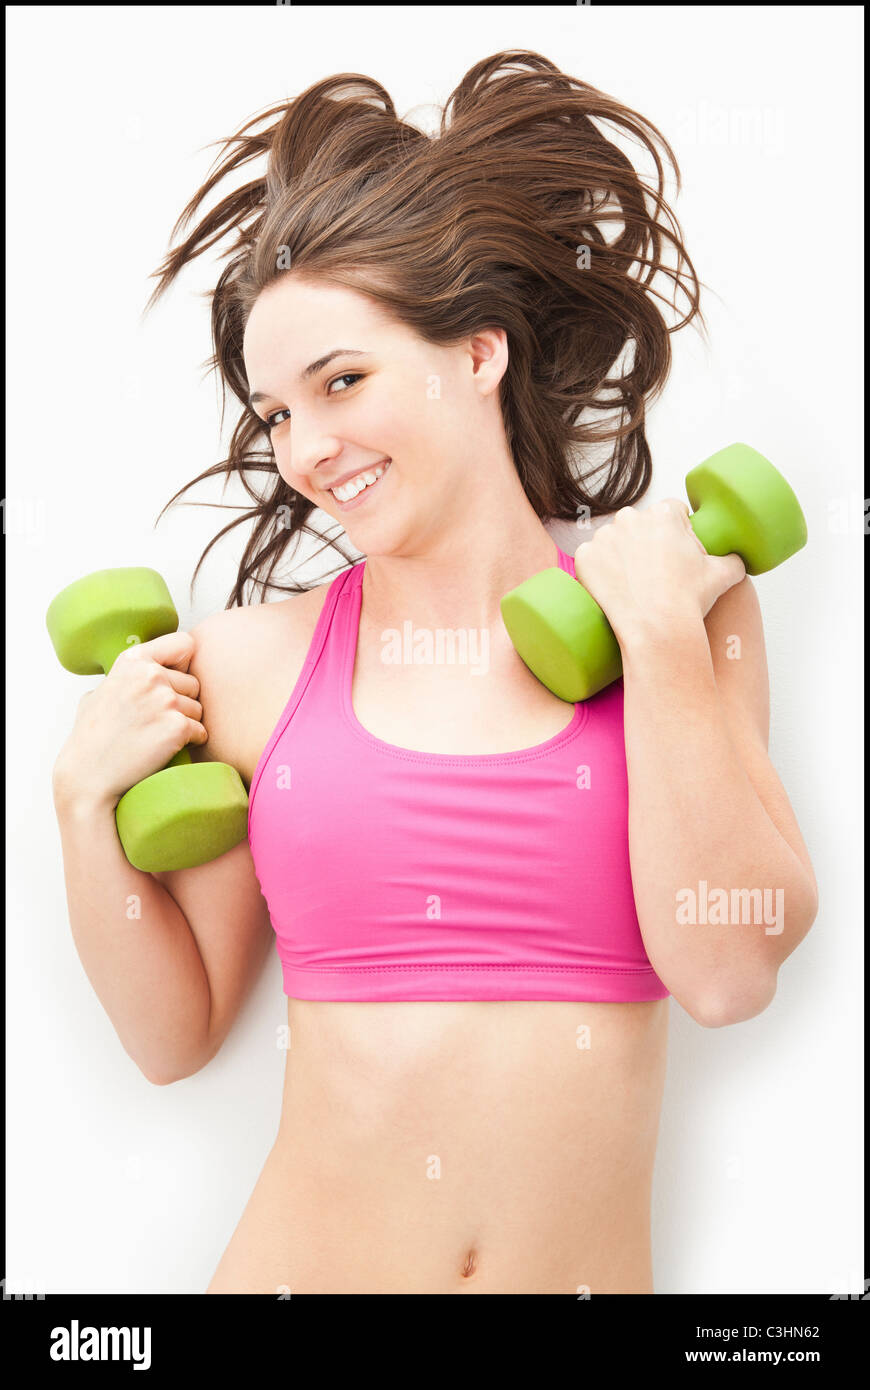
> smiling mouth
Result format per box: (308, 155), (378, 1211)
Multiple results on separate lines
(328, 460), (391, 506)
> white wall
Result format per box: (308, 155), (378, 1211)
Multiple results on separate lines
(6, 5), (862, 1295)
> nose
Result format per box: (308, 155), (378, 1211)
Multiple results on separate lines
(286, 431), (344, 491)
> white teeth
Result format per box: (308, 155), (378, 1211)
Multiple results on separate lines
(331, 462), (388, 502)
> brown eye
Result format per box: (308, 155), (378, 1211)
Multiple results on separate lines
(327, 372), (363, 395)
(265, 409), (291, 430)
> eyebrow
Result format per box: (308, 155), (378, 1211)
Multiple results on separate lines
(248, 349), (370, 407)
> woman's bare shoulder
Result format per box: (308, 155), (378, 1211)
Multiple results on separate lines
(186, 582), (333, 782)
(191, 580), (332, 655)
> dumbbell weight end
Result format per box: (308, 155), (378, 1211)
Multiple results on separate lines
(685, 443), (807, 575)
(115, 759), (249, 872)
(500, 569), (621, 704)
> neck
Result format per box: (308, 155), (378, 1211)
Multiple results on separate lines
(359, 494), (561, 632)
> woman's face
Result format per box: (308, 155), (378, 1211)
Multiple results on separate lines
(242, 274), (507, 557)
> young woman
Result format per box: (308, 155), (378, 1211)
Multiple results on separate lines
(51, 51), (818, 1294)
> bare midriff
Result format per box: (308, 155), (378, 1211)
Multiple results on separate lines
(206, 996), (669, 1294)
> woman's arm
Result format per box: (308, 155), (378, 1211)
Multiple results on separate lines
(51, 610), (274, 1084)
(51, 782), (214, 1084)
(619, 575), (818, 1027)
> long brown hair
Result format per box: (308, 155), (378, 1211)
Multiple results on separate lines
(147, 49), (708, 608)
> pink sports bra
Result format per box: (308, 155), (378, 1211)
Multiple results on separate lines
(247, 545), (670, 1003)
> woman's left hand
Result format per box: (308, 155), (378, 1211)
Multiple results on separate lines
(573, 499), (747, 644)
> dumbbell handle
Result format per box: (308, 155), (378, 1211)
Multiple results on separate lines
(553, 497), (744, 693)
(500, 444), (808, 703)
(89, 626), (192, 774)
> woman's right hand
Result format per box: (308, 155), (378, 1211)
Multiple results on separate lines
(52, 631), (208, 810)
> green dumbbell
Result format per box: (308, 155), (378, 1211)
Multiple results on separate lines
(47, 567), (249, 872)
(501, 443), (808, 703)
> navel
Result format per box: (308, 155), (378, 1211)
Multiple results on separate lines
(460, 1247), (478, 1279)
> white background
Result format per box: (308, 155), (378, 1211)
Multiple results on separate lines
(6, 5), (863, 1294)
